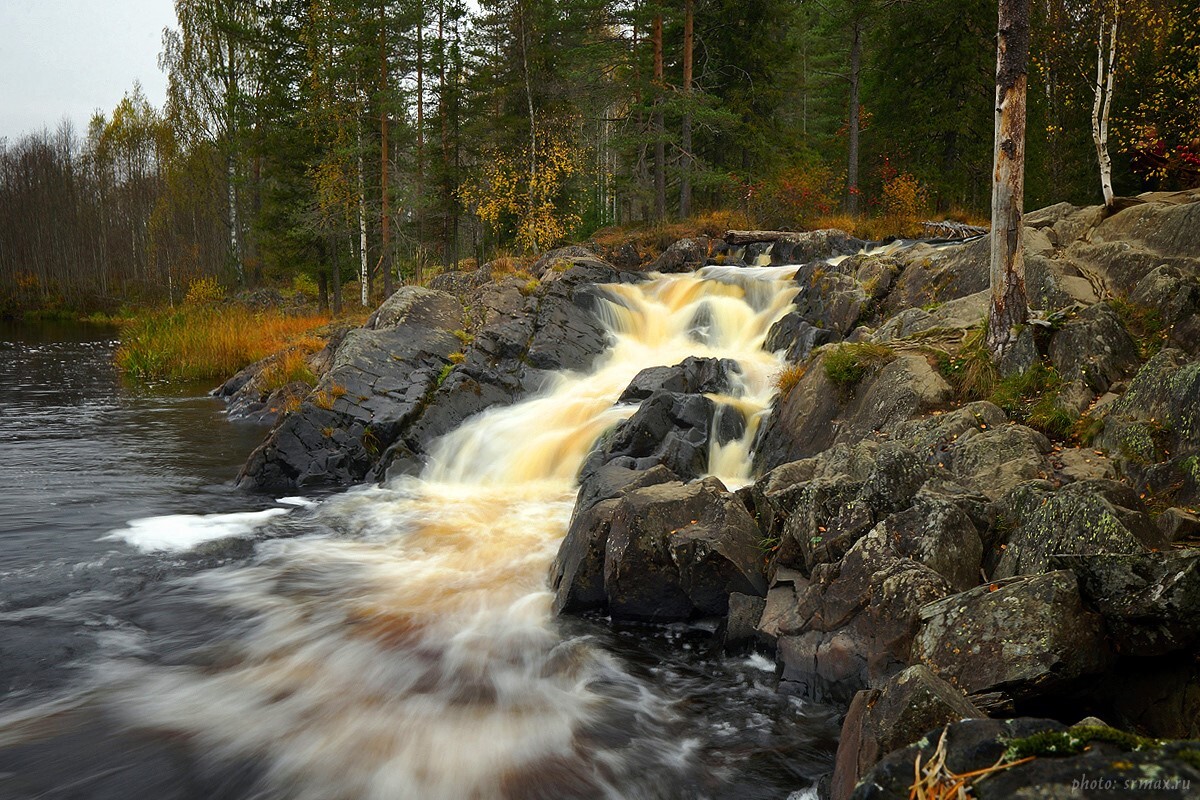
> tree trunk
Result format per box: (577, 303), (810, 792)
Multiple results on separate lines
(846, 17), (863, 216)
(415, 1), (425, 284)
(986, 0), (1031, 362)
(653, 12), (666, 222)
(227, 153), (242, 284)
(380, 0), (394, 296)
(680, 0), (694, 219)
(318, 269), (329, 314)
(358, 142), (369, 307)
(1091, 7), (1118, 208)
(519, 1), (538, 252)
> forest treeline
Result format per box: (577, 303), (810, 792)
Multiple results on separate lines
(1, 0), (1197, 315)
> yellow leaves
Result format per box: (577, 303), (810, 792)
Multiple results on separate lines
(461, 119), (583, 254)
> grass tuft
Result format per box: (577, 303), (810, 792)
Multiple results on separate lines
(823, 342), (896, 387)
(775, 363), (808, 397)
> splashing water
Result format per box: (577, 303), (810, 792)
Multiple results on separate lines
(89, 267), (805, 799)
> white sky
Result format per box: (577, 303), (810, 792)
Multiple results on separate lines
(0, 0), (177, 142)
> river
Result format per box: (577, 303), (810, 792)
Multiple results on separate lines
(0, 267), (839, 799)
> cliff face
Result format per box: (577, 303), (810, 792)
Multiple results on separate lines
(226, 189), (1200, 797)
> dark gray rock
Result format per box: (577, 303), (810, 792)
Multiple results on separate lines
(366, 286), (465, 330)
(913, 571), (1111, 700)
(763, 313), (841, 362)
(830, 665), (981, 800)
(581, 390), (721, 482)
(1107, 656), (1200, 740)
(617, 356), (740, 403)
(769, 229), (866, 266)
(599, 479), (768, 621)
(720, 592), (767, 652)
(992, 480), (1158, 579)
(550, 464), (680, 615)
(1054, 550), (1200, 656)
(1130, 265), (1200, 355)
(853, 717), (1200, 800)
(1047, 301), (1141, 398)
(790, 262), (869, 334)
(651, 237), (710, 273)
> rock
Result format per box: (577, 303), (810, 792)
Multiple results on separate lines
(753, 353), (951, 474)
(550, 464), (680, 615)
(239, 291), (464, 492)
(769, 229), (867, 265)
(214, 346), (316, 423)
(1130, 265), (1200, 355)
(790, 262), (869, 334)
(870, 494), (984, 591)
(1107, 656), (1200, 740)
(581, 390), (721, 482)
(617, 356), (741, 403)
(912, 571), (1111, 700)
(830, 665), (982, 800)
(940, 423), (1051, 500)
(530, 245), (598, 278)
(1053, 550), (1200, 656)
(721, 592), (767, 652)
(853, 717), (1200, 800)
(992, 480), (1158, 579)
(651, 237), (710, 273)
(1047, 302), (1140, 397)
(366, 285), (465, 330)
(1156, 507), (1200, 543)
(763, 313), (841, 361)
(599, 479), (768, 621)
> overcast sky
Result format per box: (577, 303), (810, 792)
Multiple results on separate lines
(0, 0), (177, 142)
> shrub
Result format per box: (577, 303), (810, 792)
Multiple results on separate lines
(751, 163), (841, 229)
(184, 276), (225, 306)
(879, 172), (929, 238)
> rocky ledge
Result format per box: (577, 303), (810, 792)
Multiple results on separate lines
(224, 189), (1200, 797)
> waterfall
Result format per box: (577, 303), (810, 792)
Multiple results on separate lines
(100, 265), (804, 799)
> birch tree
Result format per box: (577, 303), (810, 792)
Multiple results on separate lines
(1091, 1), (1119, 207)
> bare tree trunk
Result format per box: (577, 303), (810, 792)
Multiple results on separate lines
(415, 1), (424, 284)
(1091, 6), (1118, 207)
(846, 17), (863, 216)
(358, 135), (369, 307)
(653, 11), (666, 222)
(380, 0), (394, 296)
(987, 0), (1031, 362)
(680, 0), (694, 219)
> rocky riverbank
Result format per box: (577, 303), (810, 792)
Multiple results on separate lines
(222, 189), (1200, 798)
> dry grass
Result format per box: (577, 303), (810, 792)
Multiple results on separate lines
(117, 305), (331, 383)
(259, 347), (320, 391)
(775, 363), (808, 397)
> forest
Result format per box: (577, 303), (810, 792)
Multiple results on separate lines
(1, 0), (1196, 316)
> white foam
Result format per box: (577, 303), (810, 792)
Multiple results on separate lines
(102, 508), (287, 552)
(276, 496), (318, 508)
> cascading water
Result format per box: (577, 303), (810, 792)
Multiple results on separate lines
(1, 266), (836, 799)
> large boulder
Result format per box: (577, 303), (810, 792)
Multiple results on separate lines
(1054, 550), (1200, 657)
(763, 313), (840, 362)
(551, 478), (767, 621)
(913, 571), (1111, 702)
(768, 229), (866, 265)
(790, 262), (870, 335)
(1047, 301), (1141, 409)
(617, 356), (740, 403)
(853, 717), (1200, 800)
(753, 352), (951, 474)
(1130, 265), (1200, 355)
(239, 288), (464, 491)
(831, 665), (982, 800)
(1094, 348), (1200, 505)
(580, 390), (731, 482)
(991, 480), (1158, 579)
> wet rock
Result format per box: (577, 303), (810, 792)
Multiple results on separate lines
(651, 237), (710, 273)
(790, 262), (869, 334)
(831, 665), (982, 800)
(769, 229), (866, 266)
(214, 347), (316, 423)
(1054, 550), (1200, 656)
(753, 353), (951, 474)
(720, 592), (767, 652)
(617, 356), (740, 403)
(992, 480), (1158, 579)
(853, 717), (1200, 800)
(763, 313), (840, 362)
(912, 571), (1111, 700)
(1047, 301), (1140, 398)
(581, 479), (768, 621)
(550, 464), (680, 615)
(581, 390), (727, 482)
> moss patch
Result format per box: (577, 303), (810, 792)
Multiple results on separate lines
(823, 342), (896, 387)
